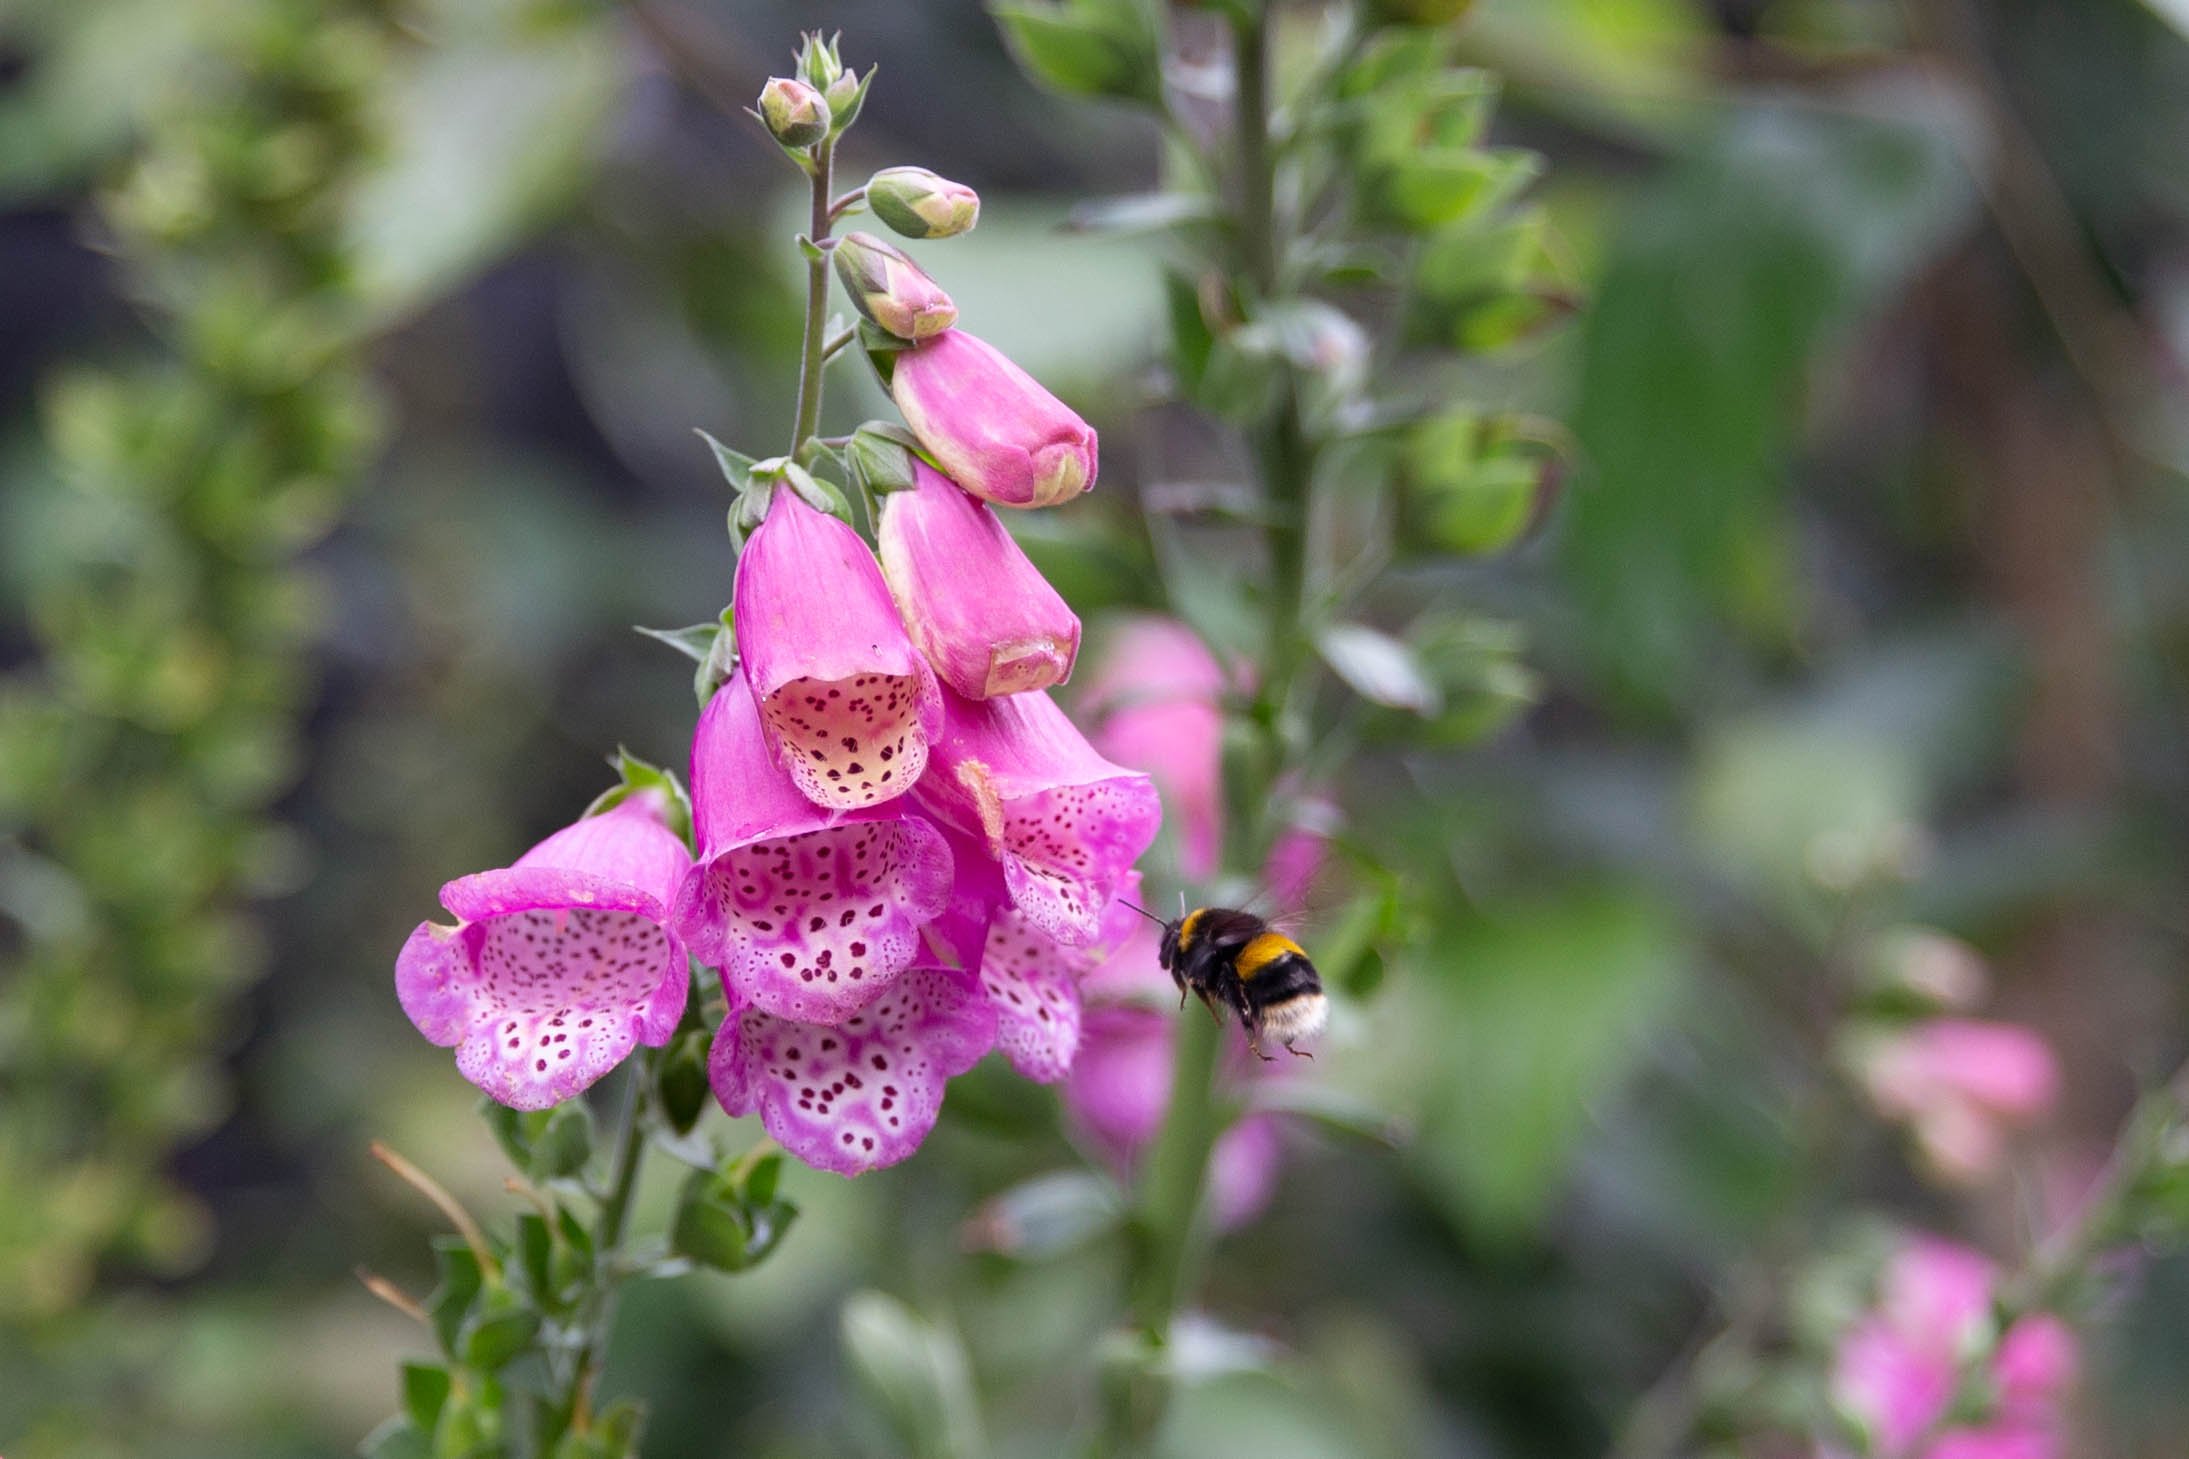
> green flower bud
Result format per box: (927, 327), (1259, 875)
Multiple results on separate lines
(797, 30), (844, 91)
(866, 167), (981, 240)
(825, 67), (872, 134)
(757, 76), (831, 148)
(831, 232), (958, 341)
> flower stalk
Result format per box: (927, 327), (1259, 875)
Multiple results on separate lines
(791, 136), (836, 454)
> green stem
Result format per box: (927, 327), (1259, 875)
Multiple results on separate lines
(790, 138), (836, 455)
(560, 1051), (655, 1438)
(1102, 9), (1308, 1452)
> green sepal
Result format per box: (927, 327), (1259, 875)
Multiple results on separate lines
(631, 621), (721, 665)
(694, 428), (755, 492)
(656, 1026), (712, 1136)
(846, 421), (921, 496)
(581, 748), (695, 849)
(670, 1151), (798, 1272)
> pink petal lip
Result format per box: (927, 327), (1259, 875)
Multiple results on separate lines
(708, 966), (996, 1176)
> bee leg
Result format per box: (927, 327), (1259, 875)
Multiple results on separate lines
(1203, 995), (1224, 1027)
(1284, 1042), (1315, 1060)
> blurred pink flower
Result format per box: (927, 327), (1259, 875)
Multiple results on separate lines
(1080, 617), (1229, 882)
(891, 329), (1097, 508)
(396, 793), (691, 1110)
(671, 672), (953, 1025)
(877, 459), (1081, 699)
(1829, 1237), (2076, 1459)
(1860, 1019), (2060, 1183)
(733, 486), (939, 811)
(1263, 794), (1342, 909)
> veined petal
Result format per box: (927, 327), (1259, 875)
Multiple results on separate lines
(677, 675), (955, 1024)
(734, 488), (939, 810)
(708, 967), (996, 1176)
(916, 686), (1160, 945)
(975, 870), (1143, 1082)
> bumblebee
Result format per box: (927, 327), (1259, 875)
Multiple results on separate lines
(1154, 906), (1327, 1059)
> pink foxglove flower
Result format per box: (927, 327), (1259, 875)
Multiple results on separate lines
(671, 673), (953, 1024)
(1859, 1019), (2060, 1183)
(878, 460), (1081, 700)
(396, 793), (691, 1110)
(733, 486), (941, 811)
(890, 329), (1097, 509)
(708, 967), (995, 1176)
(1829, 1237), (2076, 1459)
(915, 685), (1160, 946)
(1081, 616), (1228, 881)
(971, 866), (1143, 1083)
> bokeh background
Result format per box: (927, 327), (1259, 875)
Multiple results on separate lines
(5, 0), (2189, 1455)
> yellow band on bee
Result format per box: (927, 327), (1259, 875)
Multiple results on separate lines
(1177, 907), (1208, 951)
(1237, 931), (1304, 980)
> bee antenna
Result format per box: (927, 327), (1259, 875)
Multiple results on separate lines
(1117, 898), (1168, 927)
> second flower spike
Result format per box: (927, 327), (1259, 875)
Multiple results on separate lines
(733, 485), (941, 811)
(878, 460), (1081, 699)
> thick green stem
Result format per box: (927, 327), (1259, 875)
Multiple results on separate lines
(789, 139), (836, 455)
(1126, 1010), (1225, 1334)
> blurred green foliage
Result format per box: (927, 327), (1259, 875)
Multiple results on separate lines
(3, 0), (2189, 1456)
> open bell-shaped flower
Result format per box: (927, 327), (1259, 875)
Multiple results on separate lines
(877, 459), (1080, 700)
(396, 793), (691, 1110)
(890, 329), (1097, 508)
(672, 672), (955, 1025)
(733, 484), (941, 811)
(913, 685), (1160, 946)
(709, 967), (996, 1177)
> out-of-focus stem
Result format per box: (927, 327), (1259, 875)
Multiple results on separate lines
(1106, 8), (1306, 1453)
(790, 137), (836, 454)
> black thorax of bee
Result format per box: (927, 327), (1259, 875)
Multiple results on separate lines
(1156, 906), (1324, 1058)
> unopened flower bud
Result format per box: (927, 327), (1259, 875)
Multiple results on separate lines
(866, 167), (981, 240)
(796, 31), (843, 90)
(832, 232), (958, 341)
(758, 76), (830, 148)
(824, 68), (871, 134)
(891, 329), (1097, 508)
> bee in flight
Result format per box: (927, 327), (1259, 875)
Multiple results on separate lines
(1127, 903), (1327, 1059)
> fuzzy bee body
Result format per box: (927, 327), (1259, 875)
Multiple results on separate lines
(1156, 906), (1328, 1059)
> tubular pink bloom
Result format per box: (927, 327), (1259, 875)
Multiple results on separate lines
(878, 460), (1081, 699)
(1080, 618), (1228, 881)
(1994, 1315), (2076, 1409)
(914, 685), (1160, 946)
(1063, 1005), (1172, 1163)
(733, 487), (940, 811)
(396, 793), (691, 1111)
(1861, 1020), (2060, 1182)
(974, 872), (1142, 1083)
(890, 329), (1098, 508)
(708, 967), (996, 1177)
(671, 674), (953, 1025)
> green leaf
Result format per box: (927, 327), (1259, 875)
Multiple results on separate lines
(580, 748), (695, 847)
(1065, 192), (1222, 236)
(670, 1160), (798, 1273)
(425, 1237), (484, 1357)
(528, 1099), (594, 1182)
(458, 1281), (542, 1371)
(990, 0), (1161, 105)
(1316, 624), (1441, 715)
(841, 1292), (988, 1459)
(399, 1363), (453, 1434)
(963, 1171), (1123, 1257)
